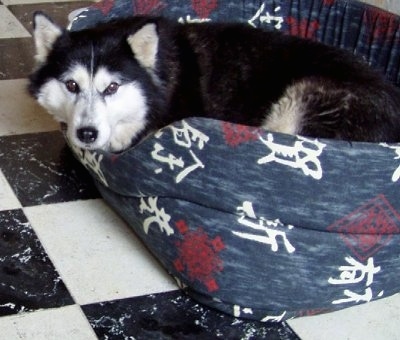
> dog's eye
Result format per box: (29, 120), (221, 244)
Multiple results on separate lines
(65, 80), (80, 94)
(103, 82), (119, 96)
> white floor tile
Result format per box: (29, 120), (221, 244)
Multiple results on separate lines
(0, 305), (97, 340)
(0, 79), (59, 136)
(0, 169), (21, 210)
(288, 293), (400, 340)
(0, 6), (30, 39)
(24, 199), (177, 305)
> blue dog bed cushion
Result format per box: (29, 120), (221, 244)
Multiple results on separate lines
(69, 0), (400, 321)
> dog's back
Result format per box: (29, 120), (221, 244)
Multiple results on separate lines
(29, 14), (400, 152)
(162, 21), (400, 142)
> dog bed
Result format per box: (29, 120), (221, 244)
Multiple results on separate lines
(68, 0), (400, 321)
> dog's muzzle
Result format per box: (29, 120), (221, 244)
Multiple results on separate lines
(77, 127), (98, 144)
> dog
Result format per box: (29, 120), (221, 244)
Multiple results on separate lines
(29, 12), (400, 152)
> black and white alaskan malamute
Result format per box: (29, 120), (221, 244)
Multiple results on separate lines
(29, 12), (400, 152)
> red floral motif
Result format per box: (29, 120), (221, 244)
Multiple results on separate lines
(286, 17), (320, 40)
(191, 0), (218, 19)
(110, 154), (119, 163)
(297, 308), (332, 317)
(221, 122), (259, 147)
(92, 0), (115, 15)
(363, 7), (399, 42)
(323, 0), (336, 5)
(175, 219), (189, 234)
(174, 220), (224, 292)
(327, 195), (400, 261)
(133, 0), (165, 15)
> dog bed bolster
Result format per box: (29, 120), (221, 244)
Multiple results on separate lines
(68, 0), (400, 321)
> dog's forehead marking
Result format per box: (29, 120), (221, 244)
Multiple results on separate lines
(65, 64), (91, 89)
(90, 44), (95, 81)
(64, 64), (120, 92)
(94, 67), (120, 91)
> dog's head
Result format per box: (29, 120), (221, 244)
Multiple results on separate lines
(29, 12), (163, 152)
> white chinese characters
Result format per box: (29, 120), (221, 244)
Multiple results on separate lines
(151, 120), (210, 183)
(70, 143), (108, 187)
(178, 15), (211, 24)
(329, 256), (383, 305)
(380, 143), (400, 182)
(233, 201), (295, 253)
(139, 196), (174, 236)
(249, 4), (284, 29)
(258, 134), (326, 180)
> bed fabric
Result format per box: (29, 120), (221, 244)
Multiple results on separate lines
(69, 0), (400, 321)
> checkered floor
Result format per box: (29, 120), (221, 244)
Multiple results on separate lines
(0, 1), (399, 339)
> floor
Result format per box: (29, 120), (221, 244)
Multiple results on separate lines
(0, 1), (399, 339)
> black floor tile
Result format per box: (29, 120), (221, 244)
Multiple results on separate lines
(83, 290), (300, 340)
(0, 1), (93, 80)
(8, 1), (94, 34)
(0, 38), (35, 80)
(0, 209), (74, 316)
(0, 131), (99, 207)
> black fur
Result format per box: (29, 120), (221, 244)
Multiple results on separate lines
(29, 16), (400, 144)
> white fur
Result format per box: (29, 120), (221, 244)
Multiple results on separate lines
(127, 23), (159, 70)
(263, 82), (306, 135)
(33, 14), (62, 65)
(37, 65), (148, 152)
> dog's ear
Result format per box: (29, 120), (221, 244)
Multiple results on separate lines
(32, 12), (63, 64)
(127, 23), (159, 70)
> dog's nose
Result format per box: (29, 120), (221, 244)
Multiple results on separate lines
(77, 127), (98, 144)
